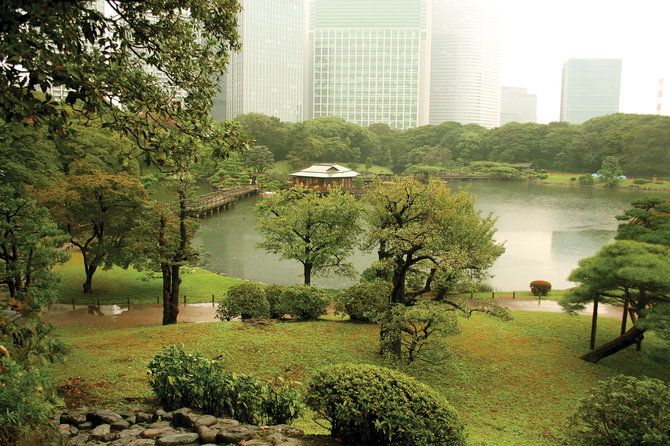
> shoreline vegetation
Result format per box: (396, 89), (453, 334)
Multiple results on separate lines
(53, 251), (567, 307)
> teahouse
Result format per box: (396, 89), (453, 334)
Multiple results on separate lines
(289, 164), (360, 192)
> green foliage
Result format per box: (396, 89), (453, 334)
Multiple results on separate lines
(265, 284), (287, 319)
(615, 196), (670, 246)
(462, 161), (523, 178)
(376, 303), (460, 363)
(334, 281), (392, 322)
(147, 345), (212, 410)
(1, 0), (247, 171)
(254, 185), (363, 284)
(277, 285), (330, 320)
(305, 363), (466, 446)
(578, 175), (595, 185)
(569, 375), (669, 446)
(261, 376), (304, 425)
(530, 280), (552, 297)
(147, 345), (302, 424)
(216, 282), (270, 321)
(0, 356), (60, 445)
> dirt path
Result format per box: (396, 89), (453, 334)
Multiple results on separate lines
(43, 298), (622, 328)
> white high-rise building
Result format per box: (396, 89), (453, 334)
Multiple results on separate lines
(560, 59), (622, 124)
(213, 0), (304, 122)
(308, 0), (431, 130)
(500, 87), (537, 125)
(429, 0), (501, 128)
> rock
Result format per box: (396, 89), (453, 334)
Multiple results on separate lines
(68, 432), (92, 446)
(241, 440), (272, 446)
(264, 433), (304, 446)
(58, 423), (79, 438)
(172, 408), (198, 429)
(116, 427), (144, 439)
(195, 425), (217, 443)
(125, 414), (137, 425)
(78, 421), (95, 430)
(264, 425), (304, 438)
(111, 419), (131, 431)
(155, 432), (200, 446)
(110, 439), (156, 446)
(154, 409), (173, 422)
(136, 412), (154, 424)
(215, 425), (256, 443)
(195, 414), (217, 427)
(141, 427), (174, 439)
(61, 408), (89, 425)
(91, 423), (111, 439)
(89, 409), (123, 425)
(215, 418), (240, 428)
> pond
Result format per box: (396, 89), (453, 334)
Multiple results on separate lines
(194, 181), (670, 291)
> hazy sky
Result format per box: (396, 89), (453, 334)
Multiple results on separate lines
(499, 0), (670, 123)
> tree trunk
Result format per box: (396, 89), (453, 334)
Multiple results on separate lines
(580, 326), (646, 363)
(589, 295), (598, 350)
(167, 264), (181, 325)
(304, 262), (312, 285)
(161, 262), (172, 325)
(82, 263), (97, 294)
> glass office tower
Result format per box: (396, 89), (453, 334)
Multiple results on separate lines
(559, 59), (622, 124)
(429, 0), (501, 128)
(309, 0), (430, 129)
(213, 0), (304, 122)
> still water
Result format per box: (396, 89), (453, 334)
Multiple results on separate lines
(194, 182), (670, 291)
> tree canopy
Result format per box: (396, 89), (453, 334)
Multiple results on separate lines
(1, 0), (247, 171)
(254, 186), (363, 285)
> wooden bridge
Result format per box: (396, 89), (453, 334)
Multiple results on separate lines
(189, 185), (258, 218)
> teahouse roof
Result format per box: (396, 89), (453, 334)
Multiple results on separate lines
(290, 164), (360, 179)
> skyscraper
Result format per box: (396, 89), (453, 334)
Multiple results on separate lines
(559, 59), (622, 124)
(429, 0), (501, 128)
(500, 87), (537, 125)
(308, 0), (430, 130)
(213, 0), (304, 122)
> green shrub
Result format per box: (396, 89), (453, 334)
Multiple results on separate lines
(261, 376), (303, 425)
(633, 179), (650, 185)
(0, 356), (60, 445)
(147, 346), (302, 424)
(277, 285), (329, 320)
(570, 177), (577, 181)
(569, 375), (669, 446)
(305, 363), (466, 446)
(216, 282), (269, 321)
(578, 175), (595, 185)
(264, 284), (287, 319)
(530, 280), (552, 297)
(376, 302), (460, 363)
(334, 281), (391, 321)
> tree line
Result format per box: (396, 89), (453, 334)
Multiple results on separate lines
(235, 112), (670, 178)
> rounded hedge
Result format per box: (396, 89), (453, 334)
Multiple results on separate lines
(334, 281), (391, 322)
(216, 282), (269, 320)
(277, 285), (329, 320)
(530, 280), (551, 297)
(304, 363), (466, 446)
(570, 375), (669, 446)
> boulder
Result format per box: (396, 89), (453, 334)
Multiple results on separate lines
(61, 408), (89, 426)
(90, 423), (111, 440)
(155, 432), (200, 446)
(89, 409), (123, 425)
(215, 425), (256, 443)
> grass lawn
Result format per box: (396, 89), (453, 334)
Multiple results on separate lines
(51, 309), (669, 446)
(537, 172), (670, 190)
(53, 251), (245, 306)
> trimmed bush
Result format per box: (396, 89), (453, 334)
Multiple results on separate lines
(264, 284), (287, 319)
(633, 179), (650, 185)
(277, 285), (329, 320)
(334, 280), (391, 321)
(569, 375), (669, 446)
(216, 282), (269, 321)
(578, 175), (595, 185)
(530, 280), (551, 297)
(305, 363), (466, 446)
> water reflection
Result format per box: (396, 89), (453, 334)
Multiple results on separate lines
(194, 182), (670, 291)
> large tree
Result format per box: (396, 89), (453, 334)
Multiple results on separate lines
(560, 240), (670, 363)
(254, 186), (363, 285)
(35, 162), (148, 293)
(1, 0), (246, 171)
(364, 178), (506, 358)
(365, 178), (505, 305)
(615, 196), (670, 246)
